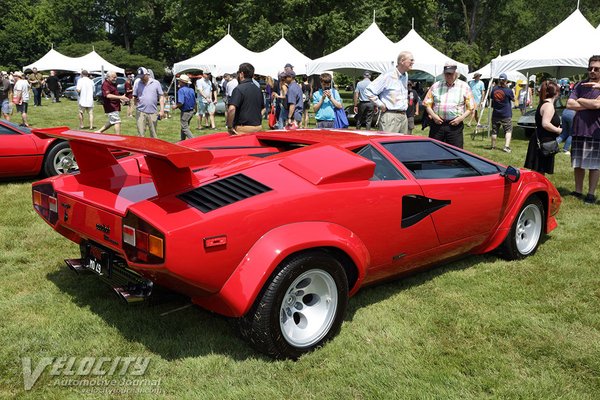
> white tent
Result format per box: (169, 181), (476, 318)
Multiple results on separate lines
(252, 37), (311, 78)
(468, 63), (529, 82)
(394, 29), (469, 78)
(23, 48), (76, 72)
(74, 51), (124, 74)
(306, 22), (397, 75)
(24, 49), (124, 74)
(491, 10), (600, 77)
(173, 34), (259, 75)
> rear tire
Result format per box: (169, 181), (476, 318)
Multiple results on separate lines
(239, 250), (348, 359)
(43, 141), (77, 177)
(499, 196), (544, 260)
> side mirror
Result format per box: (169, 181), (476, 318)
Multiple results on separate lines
(502, 166), (520, 183)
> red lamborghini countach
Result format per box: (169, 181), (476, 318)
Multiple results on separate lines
(32, 128), (561, 359)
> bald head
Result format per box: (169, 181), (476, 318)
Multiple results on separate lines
(397, 51), (414, 74)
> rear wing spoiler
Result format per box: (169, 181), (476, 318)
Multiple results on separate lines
(33, 127), (213, 196)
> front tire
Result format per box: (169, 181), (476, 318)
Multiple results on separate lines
(499, 196), (544, 260)
(239, 251), (348, 359)
(43, 141), (77, 177)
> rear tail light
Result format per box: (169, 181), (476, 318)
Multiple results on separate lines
(32, 184), (59, 224)
(122, 212), (164, 264)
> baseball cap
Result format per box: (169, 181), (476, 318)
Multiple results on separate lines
(284, 63), (294, 69)
(443, 62), (457, 74)
(137, 67), (149, 78)
(499, 73), (508, 80)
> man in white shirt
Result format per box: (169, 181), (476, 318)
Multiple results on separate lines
(76, 70), (95, 129)
(12, 71), (30, 127)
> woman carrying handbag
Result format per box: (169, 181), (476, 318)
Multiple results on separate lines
(524, 81), (562, 175)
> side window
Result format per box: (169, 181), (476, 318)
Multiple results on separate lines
(0, 125), (20, 135)
(356, 145), (405, 181)
(446, 148), (501, 175)
(383, 141), (484, 179)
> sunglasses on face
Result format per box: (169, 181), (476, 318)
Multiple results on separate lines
(588, 67), (600, 72)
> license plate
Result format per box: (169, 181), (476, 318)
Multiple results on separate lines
(84, 245), (110, 276)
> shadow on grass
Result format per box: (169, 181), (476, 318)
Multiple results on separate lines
(46, 248), (520, 361)
(46, 266), (260, 361)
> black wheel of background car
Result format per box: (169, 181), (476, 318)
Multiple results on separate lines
(43, 141), (78, 177)
(499, 196), (544, 260)
(239, 250), (349, 360)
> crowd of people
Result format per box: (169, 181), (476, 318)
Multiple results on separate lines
(4, 51), (600, 205)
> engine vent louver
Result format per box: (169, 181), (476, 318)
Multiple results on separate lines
(178, 174), (272, 213)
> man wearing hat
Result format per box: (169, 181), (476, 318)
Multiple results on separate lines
(354, 71), (374, 130)
(172, 74), (197, 140)
(133, 66), (165, 138)
(12, 71), (30, 127)
(489, 72), (514, 152)
(468, 72), (485, 125)
(0, 71), (12, 121)
(366, 51), (414, 133)
(283, 70), (303, 128)
(423, 62), (475, 148)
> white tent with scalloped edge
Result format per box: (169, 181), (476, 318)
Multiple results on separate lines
(23, 48), (77, 72)
(491, 9), (600, 77)
(306, 22), (397, 75)
(252, 37), (311, 78)
(394, 29), (469, 78)
(468, 63), (528, 82)
(74, 51), (124, 74)
(173, 34), (259, 76)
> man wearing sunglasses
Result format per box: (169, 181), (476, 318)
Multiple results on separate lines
(566, 55), (600, 205)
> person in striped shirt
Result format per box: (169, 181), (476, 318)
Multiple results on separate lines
(423, 63), (475, 148)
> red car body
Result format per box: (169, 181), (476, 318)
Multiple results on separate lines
(32, 128), (561, 358)
(0, 120), (66, 178)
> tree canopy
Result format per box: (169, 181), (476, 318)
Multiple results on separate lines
(1, 0), (598, 76)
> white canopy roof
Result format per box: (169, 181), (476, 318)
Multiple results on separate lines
(252, 37), (311, 78)
(24, 49), (124, 74)
(306, 22), (397, 75)
(173, 34), (259, 75)
(73, 51), (124, 74)
(491, 10), (600, 77)
(395, 29), (469, 78)
(23, 49), (76, 72)
(468, 63), (529, 82)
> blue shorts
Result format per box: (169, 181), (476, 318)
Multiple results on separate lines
(1, 99), (11, 115)
(197, 100), (208, 115)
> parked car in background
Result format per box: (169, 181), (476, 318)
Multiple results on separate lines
(32, 128), (560, 359)
(0, 120), (76, 178)
(63, 76), (126, 101)
(517, 97), (565, 138)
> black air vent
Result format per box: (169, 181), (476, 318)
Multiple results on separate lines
(178, 174), (272, 212)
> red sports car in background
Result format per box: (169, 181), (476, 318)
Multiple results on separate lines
(32, 128), (561, 359)
(0, 120), (76, 178)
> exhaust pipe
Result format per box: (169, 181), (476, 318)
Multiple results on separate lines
(64, 258), (90, 274)
(113, 284), (152, 304)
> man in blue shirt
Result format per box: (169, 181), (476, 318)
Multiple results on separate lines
(468, 73), (485, 125)
(133, 67), (165, 138)
(353, 71), (374, 130)
(172, 74), (197, 140)
(284, 71), (303, 128)
(489, 72), (514, 152)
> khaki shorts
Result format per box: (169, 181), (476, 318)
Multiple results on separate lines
(107, 111), (121, 125)
(79, 105), (94, 115)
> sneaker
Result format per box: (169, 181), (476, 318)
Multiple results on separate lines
(584, 194), (597, 205)
(570, 191), (583, 199)
(503, 146), (512, 153)
(562, 150), (571, 155)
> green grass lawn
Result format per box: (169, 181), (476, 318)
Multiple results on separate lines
(1, 97), (599, 399)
